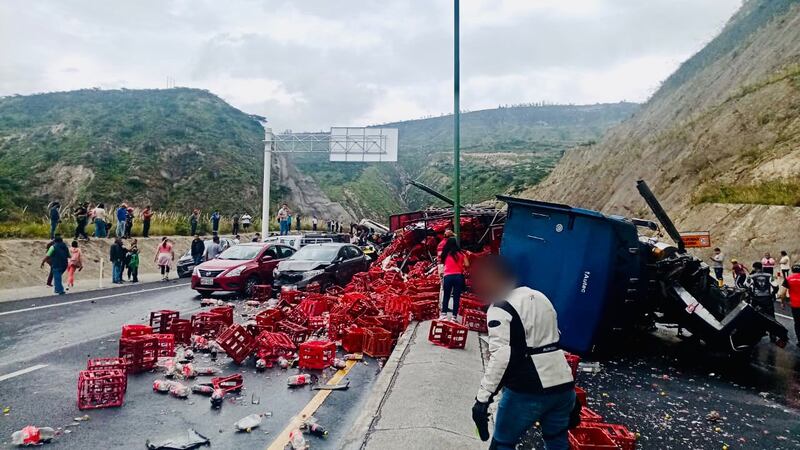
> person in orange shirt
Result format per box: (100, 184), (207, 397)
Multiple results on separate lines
(779, 264), (800, 348)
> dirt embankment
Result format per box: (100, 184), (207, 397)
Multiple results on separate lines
(0, 236), (198, 289)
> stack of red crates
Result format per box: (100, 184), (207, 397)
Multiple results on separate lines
(410, 300), (439, 321)
(383, 294), (411, 316)
(209, 306), (234, 326)
(363, 327), (392, 357)
(298, 340), (336, 369)
(277, 321), (310, 346)
(77, 366), (127, 410)
(170, 319), (192, 345)
(256, 309), (284, 333)
(121, 324), (152, 338)
(118, 334), (158, 373)
(428, 320), (468, 349)
(191, 312), (227, 337)
(153, 333), (175, 358)
(216, 324), (256, 364)
(149, 310), (179, 334)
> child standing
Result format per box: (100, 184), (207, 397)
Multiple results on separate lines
(128, 247), (140, 283)
(67, 240), (83, 288)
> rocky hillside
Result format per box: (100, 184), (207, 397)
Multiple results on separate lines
(530, 0), (800, 261)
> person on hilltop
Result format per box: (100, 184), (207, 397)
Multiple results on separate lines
(189, 209), (200, 236)
(762, 252), (776, 277)
(141, 205), (154, 238)
(241, 212), (252, 232)
(115, 203), (128, 238)
(73, 202), (90, 241)
(779, 250), (791, 280)
(92, 203), (107, 238)
(190, 235), (205, 267)
(154, 237), (175, 281)
(211, 210), (221, 234)
(312, 215), (318, 231)
(232, 212), (240, 235)
(48, 201), (61, 240)
(41, 235), (70, 295)
(710, 247), (724, 285)
(66, 240), (83, 288)
(124, 205), (135, 238)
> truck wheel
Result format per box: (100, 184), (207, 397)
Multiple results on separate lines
(243, 276), (260, 298)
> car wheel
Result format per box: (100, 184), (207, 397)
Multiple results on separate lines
(197, 290), (213, 298)
(243, 276), (260, 298)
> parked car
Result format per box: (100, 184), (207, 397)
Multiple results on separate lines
(176, 237), (235, 278)
(190, 243), (295, 297)
(273, 243), (369, 291)
(263, 234), (334, 251)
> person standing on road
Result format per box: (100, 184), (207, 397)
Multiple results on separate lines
(191, 235), (205, 267)
(440, 237), (469, 320)
(154, 237), (175, 281)
(41, 235), (70, 295)
(190, 209), (200, 236)
(127, 246), (140, 283)
(232, 213), (240, 235)
(110, 238), (127, 284)
(762, 252), (776, 277)
(211, 210), (221, 234)
(277, 204), (291, 236)
(48, 201), (61, 240)
(205, 235), (223, 261)
(747, 262), (778, 341)
(124, 205), (135, 238)
(710, 248), (724, 285)
(73, 202), (89, 241)
(66, 240), (83, 288)
(779, 264), (800, 348)
(312, 216), (318, 231)
(92, 203), (107, 238)
(732, 259), (748, 288)
(780, 251), (791, 280)
(115, 204), (127, 238)
(470, 256), (576, 450)
(125, 239), (138, 281)
(141, 205), (153, 238)
(241, 212), (252, 232)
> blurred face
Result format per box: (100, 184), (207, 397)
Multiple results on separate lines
(472, 263), (511, 305)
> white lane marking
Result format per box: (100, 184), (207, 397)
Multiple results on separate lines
(0, 284), (186, 317)
(0, 364), (48, 382)
(776, 312), (793, 320)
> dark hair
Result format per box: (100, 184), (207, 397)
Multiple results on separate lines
(793, 264), (800, 274)
(71, 240), (78, 248)
(54, 235), (63, 242)
(714, 247), (721, 252)
(472, 255), (517, 282)
(98, 203), (105, 208)
(440, 237), (461, 264)
(781, 250), (788, 256)
(213, 236), (219, 243)
(753, 261), (763, 270)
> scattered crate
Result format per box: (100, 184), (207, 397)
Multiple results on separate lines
(307, 314), (327, 330)
(457, 297), (484, 316)
(149, 310), (179, 334)
(212, 374), (243, 393)
(209, 306), (234, 326)
(363, 327), (393, 358)
(170, 319), (192, 345)
(191, 312), (227, 338)
(383, 295), (411, 316)
(376, 314), (409, 338)
(118, 334), (158, 373)
(255, 331), (296, 360)
(298, 340), (337, 369)
(216, 324), (256, 364)
(77, 369), (126, 410)
(121, 324), (153, 338)
(461, 309), (488, 333)
(280, 289), (302, 305)
(580, 407), (604, 424)
(342, 327), (365, 353)
(325, 285), (344, 296)
(252, 284), (272, 302)
(428, 320), (468, 349)
(255, 309), (284, 332)
(328, 313), (352, 341)
(582, 423), (636, 450)
(565, 352), (581, 379)
(86, 357), (127, 374)
(410, 299), (439, 321)
(285, 305), (310, 326)
(568, 427), (620, 450)
(575, 386), (587, 406)
(153, 333), (175, 358)
(277, 321), (310, 346)
(298, 296), (329, 317)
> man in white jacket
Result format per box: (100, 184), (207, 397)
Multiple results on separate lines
(471, 256), (576, 450)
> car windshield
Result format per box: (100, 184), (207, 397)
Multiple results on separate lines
(218, 245), (262, 260)
(290, 245), (339, 262)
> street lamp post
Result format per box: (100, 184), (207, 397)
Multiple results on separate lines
(261, 127), (274, 238)
(453, 0), (461, 240)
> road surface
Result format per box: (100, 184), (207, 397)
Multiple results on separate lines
(0, 280), (378, 449)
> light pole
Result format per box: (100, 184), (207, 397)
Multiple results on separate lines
(453, 0), (462, 240)
(261, 126), (273, 238)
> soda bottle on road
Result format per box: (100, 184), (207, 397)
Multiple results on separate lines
(11, 426), (56, 445)
(332, 358), (346, 370)
(210, 388), (225, 408)
(192, 384), (214, 395)
(307, 422), (328, 438)
(153, 379), (176, 393)
(170, 382), (190, 398)
(287, 374), (312, 387)
(277, 356), (289, 369)
(289, 429), (308, 450)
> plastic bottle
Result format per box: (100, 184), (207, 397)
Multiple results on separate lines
(307, 422), (328, 438)
(234, 414), (263, 432)
(170, 383), (190, 398)
(343, 353), (361, 361)
(192, 384), (214, 395)
(277, 357), (290, 369)
(181, 363), (196, 378)
(191, 335), (209, 351)
(288, 429), (307, 450)
(287, 374), (312, 387)
(11, 426), (56, 446)
(153, 379), (177, 393)
(183, 349), (195, 360)
(210, 388), (225, 408)
(332, 358), (347, 370)
(194, 367), (219, 376)
(256, 358), (267, 371)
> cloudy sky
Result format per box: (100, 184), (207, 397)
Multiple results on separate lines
(0, 0), (741, 130)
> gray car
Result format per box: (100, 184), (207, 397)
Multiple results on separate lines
(272, 243), (369, 291)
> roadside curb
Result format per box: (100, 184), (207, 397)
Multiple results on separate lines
(340, 320), (421, 450)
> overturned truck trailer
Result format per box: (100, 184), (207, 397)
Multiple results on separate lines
(498, 180), (788, 355)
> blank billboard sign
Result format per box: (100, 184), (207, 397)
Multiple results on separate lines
(329, 127), (398, 162)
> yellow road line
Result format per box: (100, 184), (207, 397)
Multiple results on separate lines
(266, 358), (359, 450)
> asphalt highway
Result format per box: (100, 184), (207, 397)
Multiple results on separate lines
(0, 280), (378, 449)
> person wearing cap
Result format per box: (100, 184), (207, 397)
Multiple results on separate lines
(779, 264), (800, 348)
(731, 259), (748, 288)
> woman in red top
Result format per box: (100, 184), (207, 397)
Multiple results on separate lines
(440, 237), (469, 320)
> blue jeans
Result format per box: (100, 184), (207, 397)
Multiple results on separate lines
(49, 221), (58, 239)
(52, 266), (65, 294)
(112, 261), (123, 283)
(116, 221), (125, 238)
(442, 274), (464, 316)
(493, 388), (575, 450)
(193, 255), (203, 266)
(279, 220), (289, 235)
(94, 218), (106, 237)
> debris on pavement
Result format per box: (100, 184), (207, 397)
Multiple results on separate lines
(311, 381), (350, 391)
(11, 426), (56, 446)
(234, 413), (265, 432)
(288, 428), (308, 450)
(145, 429), (210, 450)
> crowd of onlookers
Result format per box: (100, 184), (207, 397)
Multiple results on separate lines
(48, 201), (155, 240)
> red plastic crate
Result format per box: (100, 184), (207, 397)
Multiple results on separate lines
(191, 312), (227, 338)
(565, 352), (581, 379)
(326, 285), (344, 296)
(410, 300), (439, 321)
(285, 305), (309, 326)
(457, 297), (484, 316)
(255, 331), (296, 360)
(212, 373), (243, 393)
(256, 309), (284, 332)
(149, 310), (179, 334)
(298, 296), (329, 317)
(77, 369), (126, 410)
(307, 314), (327, 330)
(216, 324), (256, 364)
(580, 407), (604, 423)
(298, 340), (337, 369)
(328, 313), (352, 341)
(363, 327), (393, 358)
(280, 289), (302, 305)
(428, 320), (468, 349)
(582, 423), (636, 450)
(121, 324), (153, 338)
(153, 333), (175, 357)
(305, 281), (321, 293)
(252, 284), (272, 301)
(277, 321), (310, 346)
(355, 315), (383, 328)
(170, 319), (192, 345)
(209, 306), (234, 326)
(575, 386), (587, 406)
(118, 334), (158, 373)
(568, 427), (620, 450)
(375, 314), (409, 338)
(461, 309), (488, 333)
(383, 295), (411, 316)
(342, 327), (365, 353)
(87, 357), (127, 374)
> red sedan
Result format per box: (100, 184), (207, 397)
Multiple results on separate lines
(191, 243), (295, 297)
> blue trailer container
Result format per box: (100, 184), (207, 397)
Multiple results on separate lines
(497, 196), (642, 353)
